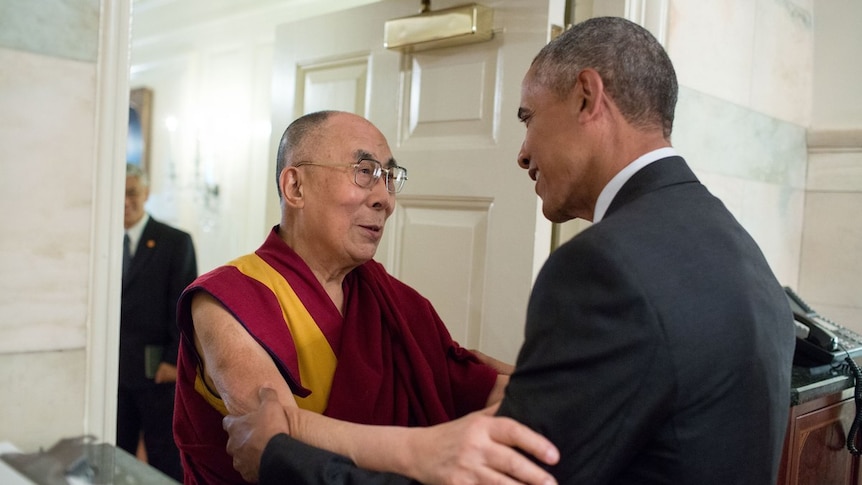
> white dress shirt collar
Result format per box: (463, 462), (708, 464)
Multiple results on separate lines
(125, 213), (150, 257)
(592, 147), (678, 223)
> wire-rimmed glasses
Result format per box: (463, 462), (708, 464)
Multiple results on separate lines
(294, 158), (408, 194)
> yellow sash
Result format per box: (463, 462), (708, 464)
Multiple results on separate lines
(194, 253), (338, 415)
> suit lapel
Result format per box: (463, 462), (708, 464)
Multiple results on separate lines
(604, 156), (699, 219)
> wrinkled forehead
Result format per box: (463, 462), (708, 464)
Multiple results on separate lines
(319, 114), (396, 166)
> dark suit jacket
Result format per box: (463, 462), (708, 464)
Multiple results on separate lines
(260, 434), (416, 485)
(255, 157), (796, 484)
(498, 156), (795, 484)
(119, 216), (197, 388)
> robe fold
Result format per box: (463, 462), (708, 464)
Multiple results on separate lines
(173, 227), (497, 484)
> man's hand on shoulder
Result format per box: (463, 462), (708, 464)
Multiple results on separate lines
(407, 404), (559, 485)
(223, 386), (292, 483)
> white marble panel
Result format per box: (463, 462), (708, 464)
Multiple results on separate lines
(811, 0), (862, 129)
(750, 0), (813, 126)
(0, 350), (87, 451)
(799, 192), (862, 308)
(666, 0), (755, 108)
(0, 48), (95, 353)
(0, 0), (99, 62)
(674, 87), (807, 188)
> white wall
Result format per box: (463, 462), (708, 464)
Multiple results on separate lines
(810, 0), (862, 131)
(798, 0), (862, 332)
(0, 0), (129, 450)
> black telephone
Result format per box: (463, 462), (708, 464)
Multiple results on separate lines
(785, 287), (862, 456)
(785, 287), (862, 367)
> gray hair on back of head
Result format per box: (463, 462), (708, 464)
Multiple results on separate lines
(274, 110), (338, 199)
(529, 16), (678, 139)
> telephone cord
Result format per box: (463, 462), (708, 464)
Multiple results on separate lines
(840, 351), (862, 455)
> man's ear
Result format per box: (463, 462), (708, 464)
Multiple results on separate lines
(575, 68), (606, 120)
(279, 167), (304, 208)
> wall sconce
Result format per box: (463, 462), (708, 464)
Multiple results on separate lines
(384, 2), (494, 53)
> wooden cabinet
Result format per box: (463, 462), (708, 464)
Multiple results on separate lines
(779, 387), (861, 485)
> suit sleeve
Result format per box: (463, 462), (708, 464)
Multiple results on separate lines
(496, 234), (675, 483)
(163, 231), (197, 365)
(260, 434), (417, 485)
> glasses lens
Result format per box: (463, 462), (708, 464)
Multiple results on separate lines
(354, 160), (380, 188)
(387, 167), (407, 193)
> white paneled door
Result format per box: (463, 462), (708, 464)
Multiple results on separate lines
(268, 0), (563, 363)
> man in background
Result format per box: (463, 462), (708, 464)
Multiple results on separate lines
(118, 163), (197, 481)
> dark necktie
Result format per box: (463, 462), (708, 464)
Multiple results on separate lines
(123, 233), (132, 277)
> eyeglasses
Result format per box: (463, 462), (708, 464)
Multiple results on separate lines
(293, 158), (408, 194)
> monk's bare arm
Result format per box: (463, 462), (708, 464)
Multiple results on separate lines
(190, 292), (297, 414)
(283, 403), (558, 485)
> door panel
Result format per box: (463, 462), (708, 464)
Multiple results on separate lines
(390, 195), (493, 349)
(297, 56), (369, 115)
(401, 47), (498, 146)
(268, 0), (563, 362)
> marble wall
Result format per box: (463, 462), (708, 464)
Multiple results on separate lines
(674, 87), (807, 287)
(802, 142), (862, 331)
(0, 0), (101, 450)
(670, 0), (862, 335)
(667, 0), (813, 288)
(797, 0), (862, 334)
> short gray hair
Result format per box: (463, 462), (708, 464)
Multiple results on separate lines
(126, 163), (149, 186)
(274, 110), (338, 198)
(530, 17), (678, 139)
